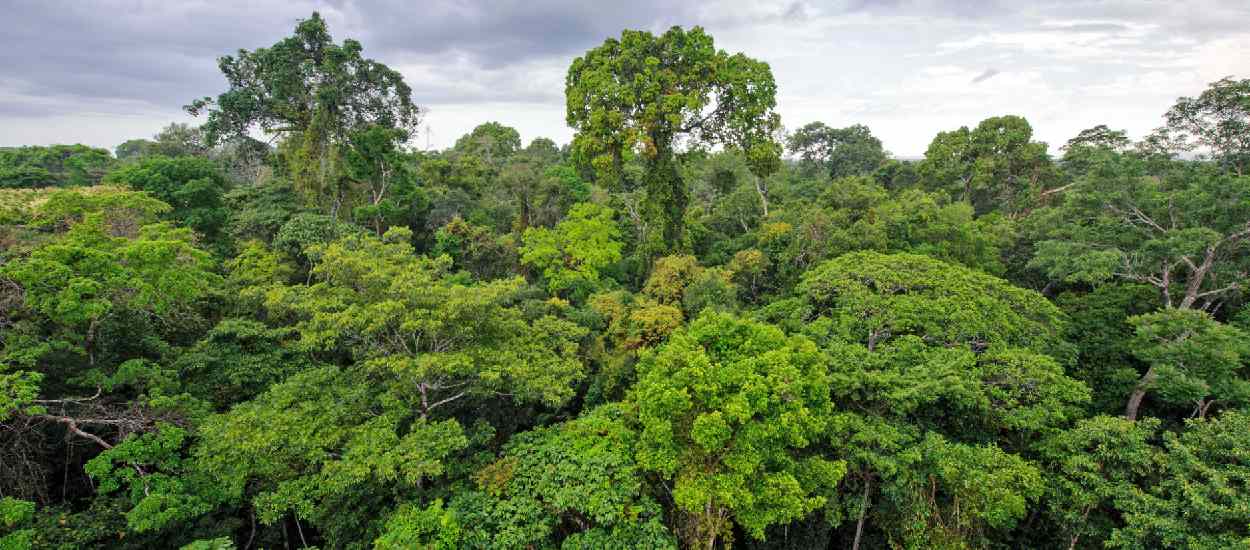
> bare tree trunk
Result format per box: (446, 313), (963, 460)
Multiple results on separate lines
(754, 175), (769, 218)
(1125, 366), (1156, 421)
(852, 478), (872, 550)
(1177, 247), (1216, 309)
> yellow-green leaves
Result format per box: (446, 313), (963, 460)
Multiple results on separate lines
(798, 251), (1067, 356)
(520, 202), (622, 299)
(633, 312), (843, 547)
(566, 26), (781, 254)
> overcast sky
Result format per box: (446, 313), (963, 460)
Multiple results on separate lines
(2, 0), (1248, 157)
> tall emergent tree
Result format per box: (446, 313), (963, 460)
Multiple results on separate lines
(787, 122), (887, 180)
(566, 26), (782, 256)
(1157, 76), (1250, 176)
(186, 12), (421, 216)
(919, 115), (1057, 214)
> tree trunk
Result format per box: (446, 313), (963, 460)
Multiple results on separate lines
(1124, 366), (1156, 421)
(754, 175), (769, 218)
(852, 478), (872, 550)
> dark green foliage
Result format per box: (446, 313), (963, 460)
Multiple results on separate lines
(105, 156), (231, 245)
(0, 145), (114, 189)
(787, 122), (887, 179)
(3, 15), (1249, 550)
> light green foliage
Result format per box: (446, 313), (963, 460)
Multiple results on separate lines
(919, 115), (1057, 214)
(421, 404), (675, 549)
(1040, 416), (1160, 549)
(1, 214), (219, 403)
(1125, 309), (1250, 419)
(566, 26), (781, 254)
(5, 217), (217, 335)
(85, 425), (220, 534)
(643, 254), (704, 305)
(276, 227), (587, 411)
(795, 251), (1067, 355)
(590, 291), (685, 353)
(196, 365), (470, 544)
(1110, 411), (1250, 548)
(0, 497), (35, 550)
(15, 185), (170, 234)
(224, 240), (296, 313)
(375, 499), (460, 550)
(180, 538), (235, 550)
(0, 370), (41, 423)
(633, 312), (844, 548)
(520, 203), (622, 298)
(893, 434), (1043, 548)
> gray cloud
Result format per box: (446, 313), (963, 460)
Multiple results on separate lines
(971, 68), (1000, 83)
(1, 0), (1248, 155)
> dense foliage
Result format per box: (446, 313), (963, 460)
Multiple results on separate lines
(2, 13), (1248, 550)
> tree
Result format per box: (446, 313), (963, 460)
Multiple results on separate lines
(1122, 309), (1249, 421)
(151, 123), (210, 159)
(403, 404), (676, 549)
(1040, 416), (1160, 550)
(186, 12), (421, 216)
(918, 115), (1057, 214)
(1030, 158), (1250, 311)
(104, 156), (231, 246)
(642, 254), (704, 305)
(0, 145), (114, 188)
(784, 252), (1085, 549)
(3, 215), (219, 385)
(786, 123), (887, 179)
(275, 227), (587, 416)
(566, 26), (782, 256)
(793, 251), (1068, 355)
(432, 217), (518, 281)
(1109, 411), (1250, 548)
(0, 192), (221, 515)
(343, 125), (417, 235)
(519, 202), (622, 298)
(1060, 125), (1132, 177)
(194, 227), (587, 545)
(495, 141), (587, 231)
(632, 312), (844, 549)
(1158, 77), (1250, 175)
(451, 122), (521, 171)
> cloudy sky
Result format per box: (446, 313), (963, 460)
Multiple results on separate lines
(2, 0), (1248, 156)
